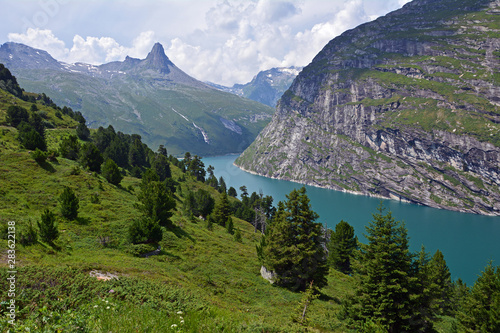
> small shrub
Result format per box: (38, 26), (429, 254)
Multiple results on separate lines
(37, 209), (59, 243)
(19, 220), (38, 246)
(32, 148), (49, 164)
(59, 186), (79, 220)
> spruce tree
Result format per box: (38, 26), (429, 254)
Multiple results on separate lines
(59, 186), (79, 220)
(213, 191), (231, 227)
(428, 249), (453, 315)
(327, 220), (357, 274)
(348, 205), (417, 332)
(136, 181), (176, 228)
(37, 209), (59, 243)
(458, 262), (500, 332)
(261, 187), (328, 291)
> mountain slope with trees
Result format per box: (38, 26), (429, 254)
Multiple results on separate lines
(1, 64), (499, 331)
(0, 42), (274, 156)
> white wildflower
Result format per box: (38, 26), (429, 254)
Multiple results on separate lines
(171, 324), (177, 328)
(176, 311), (183, 315)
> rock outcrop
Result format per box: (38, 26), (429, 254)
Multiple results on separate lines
(236, 0), (500, 215)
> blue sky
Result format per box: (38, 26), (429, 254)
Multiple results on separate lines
(1, 0), (409, 85)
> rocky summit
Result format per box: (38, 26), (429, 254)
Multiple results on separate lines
(0, 42), (274, 156)
(236, 0), (500, 215)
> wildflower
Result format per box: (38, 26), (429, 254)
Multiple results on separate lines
(106, 306), (110, 309)
(176, 311), (183, 315)
(180, 320), (185, 324)
(106, 300), (109, 303)
(171, 324), (177, 328)
(109, 289), (115, 293)
(94, 305), (98, 308)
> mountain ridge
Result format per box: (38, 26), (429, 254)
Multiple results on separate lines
(0, 42), (274, 156)
(208, 66), (302, 107)
(236, 0), (500, 215)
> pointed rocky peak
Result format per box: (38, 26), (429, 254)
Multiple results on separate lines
(144, 42), (173, 73)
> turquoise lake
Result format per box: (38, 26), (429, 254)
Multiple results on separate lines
(203, 154), (500, 286)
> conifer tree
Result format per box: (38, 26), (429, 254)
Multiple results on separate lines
(261, 187), (328, 291)
(218, 176), (227, 193)
(136, 181), (176, 228)
(59, 186), (79, 220)
(226, 216), (234, 235)
(428, 249), (453, 315)
(348, 205), (417, 332)
(151, 153), (171, 181)
(59, 135), (80, 160)
(102, 158), (123, 185)
(327, 220), (357, 274)
(79, 142), (103, 172)
(458, 262), (500, 332)
(37, 209), (59, 243)
(213, 191), (231, 227)
(227, 186), (237, 197)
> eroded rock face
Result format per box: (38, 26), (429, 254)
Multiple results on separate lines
(236, 0), (500, 215)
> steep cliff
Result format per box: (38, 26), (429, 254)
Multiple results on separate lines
(236, 0), (500, 215)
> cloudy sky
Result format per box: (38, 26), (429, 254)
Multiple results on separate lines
(1, 0), (410, 86)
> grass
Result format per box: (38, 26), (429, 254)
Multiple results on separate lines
(0, 92), (356, 332)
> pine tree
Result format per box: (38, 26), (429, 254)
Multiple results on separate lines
(348, 204), (416, 332)
(102, 158), (123, 185)
(213, 191), (231, 227)
(261, 187), (328, 291)
(59, 135), (80, 160)
(136, 181), (176, 228)
(59, 186), (79, 220)
(327, 220), (357, 274)
(228, 186), (237, 197)
(37, 209), (59, 243)
(151, 153), (171, 181)
(218, 176), (227, 193)
(79, 142), (103, 172)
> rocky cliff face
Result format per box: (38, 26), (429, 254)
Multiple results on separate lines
(236, 0), (500, 215)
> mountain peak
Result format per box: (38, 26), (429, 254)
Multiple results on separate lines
(144, 42), (172, 72)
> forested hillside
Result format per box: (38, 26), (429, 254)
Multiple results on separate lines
(0, 64), (499, 332)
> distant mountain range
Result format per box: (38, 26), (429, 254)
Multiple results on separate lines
(0, 42), (274, 156)
(207, 66), (301, 108)
(236, 0), (500, 215)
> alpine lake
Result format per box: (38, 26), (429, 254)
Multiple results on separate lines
(203, 154), (500, 286)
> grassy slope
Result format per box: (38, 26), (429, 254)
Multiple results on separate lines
(0, 89), (354, 332)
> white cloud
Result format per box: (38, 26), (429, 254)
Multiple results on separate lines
(8, 28), (68, 60)
(5, 0), (409, 86)
(8, 28), (155, 65)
